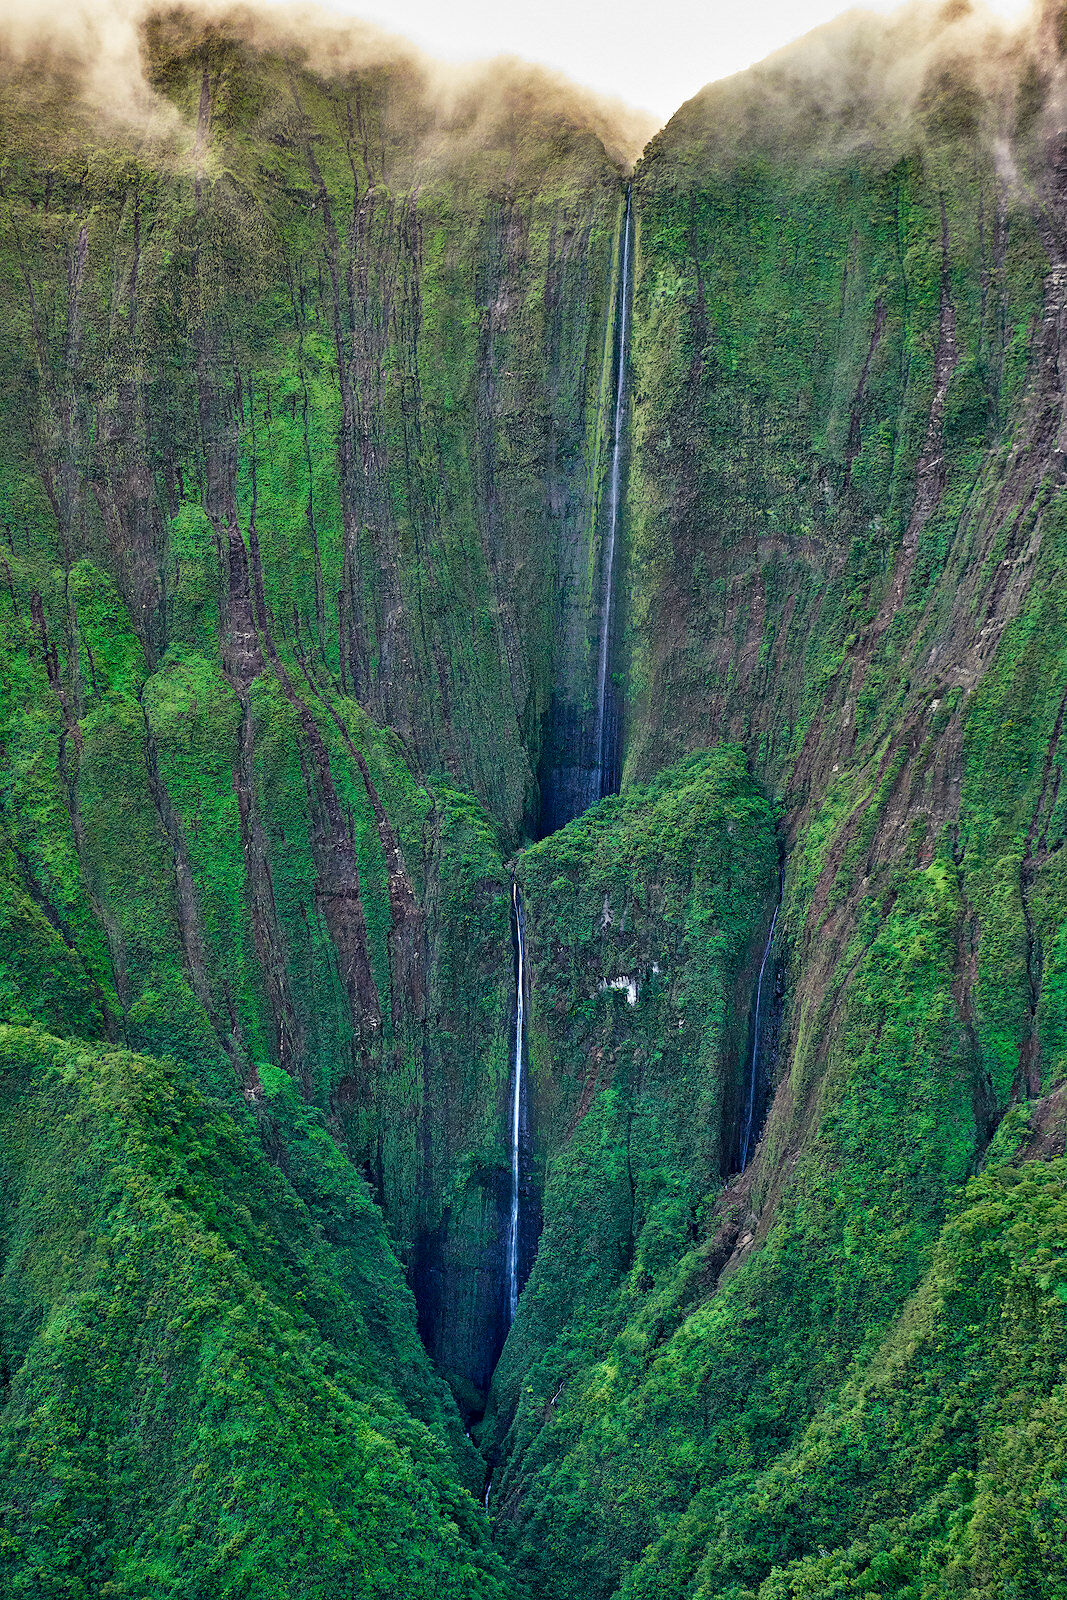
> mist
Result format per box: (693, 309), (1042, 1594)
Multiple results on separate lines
(0, 0), (1062, 209)
(0, 0), (657, 167)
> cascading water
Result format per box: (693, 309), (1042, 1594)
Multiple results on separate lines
(739, 901), (780, 1172)
(501, 187), (634, 1341)
(592, 183), (634, 802)
(505, 880), (527, 1326)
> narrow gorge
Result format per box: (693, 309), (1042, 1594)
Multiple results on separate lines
(499, 176), (635, 1355)
(0, 3), (1065, 1598)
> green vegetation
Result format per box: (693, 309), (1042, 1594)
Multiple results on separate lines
(494, 753), (775, 1364)
(0, 0), (631, 1406)
(0, 4), (1064, 1597)
(0, 10), (627, 1583)
(0, 1024), (510, 1598)
(483, 11), (1067, 1599)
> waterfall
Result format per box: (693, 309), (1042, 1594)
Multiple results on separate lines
(593, 183), (634, 802)
(739, 901), (779, 1172)
(505, 880), (527, 1325)
(502, 187), (633, 1333)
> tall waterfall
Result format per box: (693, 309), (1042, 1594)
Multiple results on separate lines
(739, 902), (779, 1172)
(593, 183), (634, 801)
(505, 880), (527, 1325)
(503, 188), (634, 1334)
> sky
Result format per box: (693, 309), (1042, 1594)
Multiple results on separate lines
(293, 0), (1036, 122)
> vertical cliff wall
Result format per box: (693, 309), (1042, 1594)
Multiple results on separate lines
(481, 9), (1067, 1599)
(0, 7), (633, 1560)
(1, 4), (1067, 1599)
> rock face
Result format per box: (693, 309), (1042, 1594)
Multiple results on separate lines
(0, 4), (1066, 1598)
(0, 11), (629, 1423)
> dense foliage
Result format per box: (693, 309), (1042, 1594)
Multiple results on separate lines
(0, 3), (1065, 1597)
(486, 9), (1067, 1598)
(0, 1025), (511, 1597)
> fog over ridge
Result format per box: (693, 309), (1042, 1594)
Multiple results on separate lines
(0, 0), (658, 167)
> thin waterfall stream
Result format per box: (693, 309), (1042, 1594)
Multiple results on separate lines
(505, 879), (527, 1327)
(739, 900), (780, 1172)
(593, 182), (634, 801)
(500, 186), (634, 1352)
(485, 882), (527, 1514)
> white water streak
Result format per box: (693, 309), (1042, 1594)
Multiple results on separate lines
(593, 185), (634, 798)
(740, 903), (779, 1172)
(506, 880), (526, 1325)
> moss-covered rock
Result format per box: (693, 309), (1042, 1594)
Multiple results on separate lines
(1, 4), (1067, 1597)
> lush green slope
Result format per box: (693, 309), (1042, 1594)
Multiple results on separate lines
(487, 745), (777, 1437)
(0, 1023), (515, 1597)
(0, 5), (631, 1584)
(0, 3), (1066, 1599)
(0, 2), (633, 1407)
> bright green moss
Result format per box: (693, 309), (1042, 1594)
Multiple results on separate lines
(0, 12), (1065, 1600)
(0, 1024), (511, 1599)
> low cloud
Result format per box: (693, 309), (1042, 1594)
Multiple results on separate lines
(650, 0), (1054, 175)
(0, 0), (655, 168)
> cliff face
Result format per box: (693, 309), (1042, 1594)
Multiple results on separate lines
(1, 4), (1067, 1598)
(485, 11), (1067, 1598)
(0, 9), (628, 1427)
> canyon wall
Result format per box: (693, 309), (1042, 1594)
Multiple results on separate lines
(487, 9), (1067, 1598)
(0, 4), (1065, 1598)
